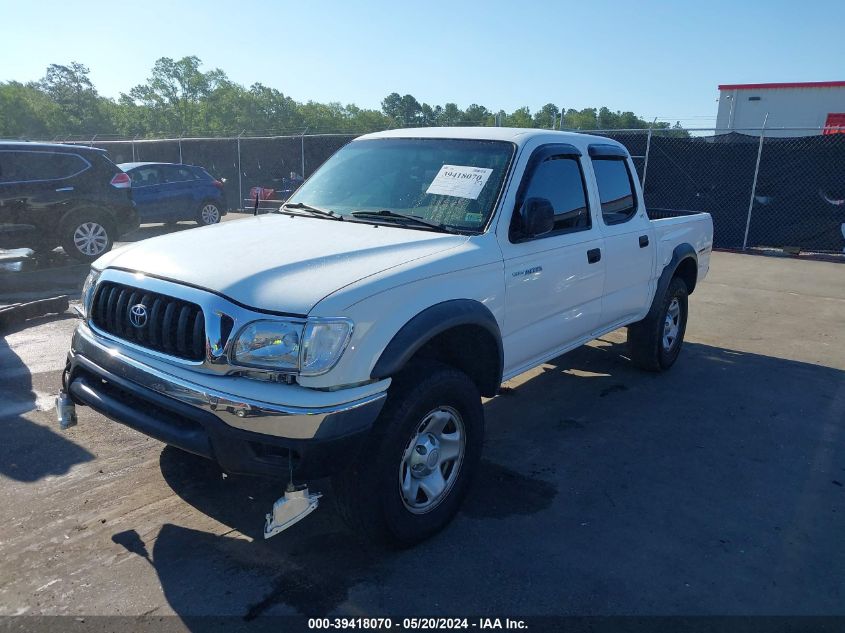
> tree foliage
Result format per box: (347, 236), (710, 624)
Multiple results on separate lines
(0, 57), (680, 139)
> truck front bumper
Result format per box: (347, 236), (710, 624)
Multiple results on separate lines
(64, 324), (387, 479)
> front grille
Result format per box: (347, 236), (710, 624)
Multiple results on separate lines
(91, 281), (206, 361)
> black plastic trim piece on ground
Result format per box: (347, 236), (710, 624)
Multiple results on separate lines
(0, 296), (69, 332)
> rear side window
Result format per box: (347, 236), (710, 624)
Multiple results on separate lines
(593, 158), (637, 225)
(518, 156), (591, 236)
(0, 150), (89, 183)
(160, 165), (197, 183)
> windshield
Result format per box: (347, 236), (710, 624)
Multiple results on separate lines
(286, 138), (515, 232)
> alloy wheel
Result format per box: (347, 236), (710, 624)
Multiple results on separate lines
(399, 406), (466, 514)
(201, 204), (220, 224)
(662, 297), (681, 351)
(72, 222), (109, 257)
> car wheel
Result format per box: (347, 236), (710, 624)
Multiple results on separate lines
(627, 276), (689, 371)
(60, 211), (115, 263)
(332, 360), (484, 546)
(196, 202), (221, 226)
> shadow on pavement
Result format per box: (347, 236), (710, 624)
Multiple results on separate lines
(0, 315), (94, 481)
(111, 339), (844, 619)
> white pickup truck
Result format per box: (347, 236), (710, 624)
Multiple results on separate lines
(59, 127), (713, 544)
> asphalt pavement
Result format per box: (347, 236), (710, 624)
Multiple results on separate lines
(0, 248), (843, 619)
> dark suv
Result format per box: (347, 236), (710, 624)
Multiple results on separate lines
(0, 142), (138, 262)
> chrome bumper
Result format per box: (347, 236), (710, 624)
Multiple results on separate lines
(68, 323), (387, 440)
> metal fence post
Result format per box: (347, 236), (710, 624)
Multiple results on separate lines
(641, 119), (655, 189)
(178, 134), (183, 164)
(131, 134), (139, 162)
(300, 128), (308, 179)
(237, 131), (244, 212)
(742, 113), (769, 250)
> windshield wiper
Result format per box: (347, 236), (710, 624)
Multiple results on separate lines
(350, 209), (454, 233)
(278, 202), (344, 221)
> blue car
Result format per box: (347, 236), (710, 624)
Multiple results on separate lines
(119, 162), (227, 225)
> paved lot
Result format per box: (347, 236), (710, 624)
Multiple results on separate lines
(0, 250), (843, 618)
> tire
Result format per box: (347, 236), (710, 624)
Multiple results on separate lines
(627, 276), (689, 371)
(30, 238), (58, 255)
(332, 360), (484, 546)
(60, 210), (115, 263)
(196, 201), (221, 226)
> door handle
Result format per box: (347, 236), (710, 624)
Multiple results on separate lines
(639, 235), (649, 248)
(587, 248), (601, 264)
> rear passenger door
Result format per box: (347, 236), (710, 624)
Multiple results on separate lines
(157, 165), (198, 220)
(498, 144), (605, 376)
(587, 145), (655, 328)
(0, 150), (91, 246)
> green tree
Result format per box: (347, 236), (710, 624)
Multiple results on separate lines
(533, 103), (560, 129)
(0, 81), (60, 138)
(381, 93), (423, 127)
(563, 108), (598, 130)
(461, 104), (492, 126)
(506, 106), (533, 128)
(440, 103), (462, 126)
(37, 62), (111, 134)
(124, 56), (226, 135)
(0, 58), (679, 139)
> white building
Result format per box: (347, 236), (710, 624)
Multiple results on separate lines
(715, 81), (845, 137)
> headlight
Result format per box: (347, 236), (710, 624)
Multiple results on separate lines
(232, 320), (303, 370)
(80, 269), (101, 318)
(300, 318), (353, 376)
(231, 317), (353, 375)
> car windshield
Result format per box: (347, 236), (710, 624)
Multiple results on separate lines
(285, 138), (515, 232)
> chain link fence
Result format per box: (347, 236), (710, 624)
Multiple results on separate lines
(591, 128), (845, 253)
(86, 127), (845, 253)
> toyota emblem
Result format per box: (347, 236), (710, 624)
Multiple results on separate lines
(129, 304), (148, 328)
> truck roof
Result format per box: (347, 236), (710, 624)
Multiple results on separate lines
(357, 126), (626, 150)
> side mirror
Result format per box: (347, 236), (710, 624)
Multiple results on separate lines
(519, 197), (554, 238)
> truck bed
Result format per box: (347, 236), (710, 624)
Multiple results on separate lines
(649, 210), (713, 285)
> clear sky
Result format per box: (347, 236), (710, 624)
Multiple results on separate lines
(1, 0), (843, 128)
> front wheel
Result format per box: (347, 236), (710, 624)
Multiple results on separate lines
(627, 276), (689, 371)
(196, 201), (221, 226)
(332, 361), (484, 546)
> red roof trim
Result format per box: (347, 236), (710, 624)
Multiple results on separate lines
(718, 81), (845, 91)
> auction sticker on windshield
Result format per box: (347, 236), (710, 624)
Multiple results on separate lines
(426, 165), (493, 200)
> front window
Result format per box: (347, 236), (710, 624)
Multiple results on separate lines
(286, 138), (515, 232)
(128, 166), (162, 186)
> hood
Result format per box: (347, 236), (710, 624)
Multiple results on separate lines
(95, 214), (467, 315)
